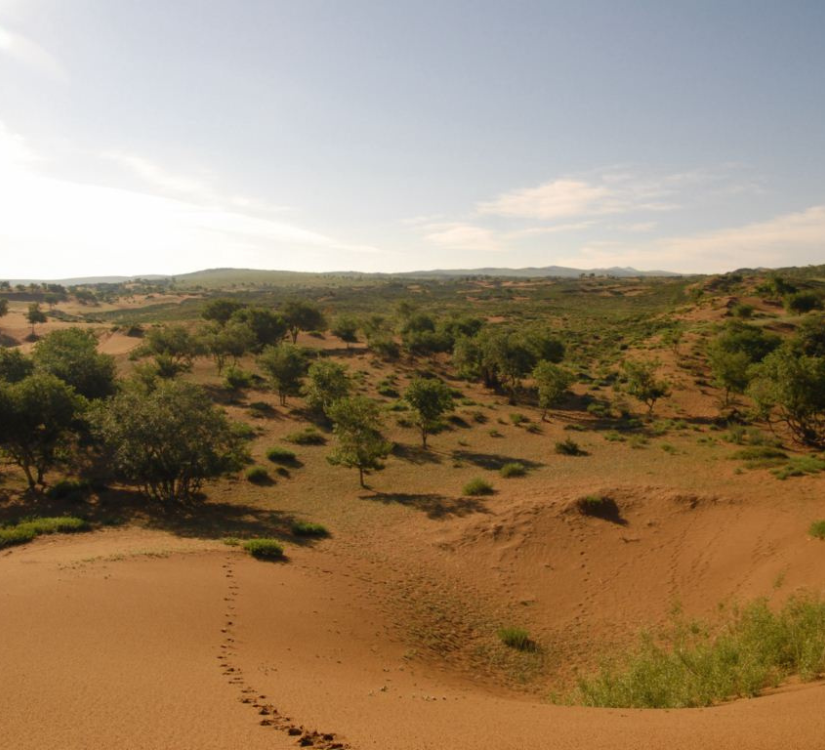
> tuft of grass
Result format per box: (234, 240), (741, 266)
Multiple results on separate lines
(243, 538), (285, 560)
(291, 521), (330, 538)
(497, 627), (536, 651)
(810, 520), (825, 540)
(568, 595), (825, 708)
(0, 516), (90, 549)
(500, 462), (527, 478)
(773, 455), (825, 480)
(509, 413), (529, 426)
(463, 477), (494, 496)
(525, 423), (542, 434)
(555, 438), (586, 456)
(245, 465), (271, 484)
(488, 428), (504, 438)
(284, 427), (326, 446)
(266, 446), (298, 465)
(222, 537), (241, 547)
(576, 495), (621, 521)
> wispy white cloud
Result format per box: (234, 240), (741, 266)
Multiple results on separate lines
(0, 121), (379, 277)
(0, 24), (67, 81)
(618, 221), (657, 233)
(478, 179), (610, 221)
(423, 222), (501, 252)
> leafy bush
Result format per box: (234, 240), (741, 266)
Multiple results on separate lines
(0, 516), (90, 549)
(570, 596), (825, 708)
(498, 627), (535, 651)
(488, 428), (503, 438)
(500, 462), (527, 478)
(46, 479), (91, 502)
(809, 520), (825, 540)
(284, 427), (326, 445)
(463, 477), (494, 496)
(243, 538), (285, 560)
(245, 466), (271, 484)
(223, 366), (253, 391)
(773, 455), (825, 480)
(266, 446), (298, 464)
(291, 521), (329, 538)
(556, 438), (586, 456)
(509, 413), (529, 425)
(0, 525), (36, 549)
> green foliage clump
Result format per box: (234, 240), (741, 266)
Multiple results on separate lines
(621, 359), (670, 416)
(533, 360), (574, 421)
(291, 521), (329, 538)
(497, 627), (535, 651)
(258, 345), (307, 406)
(404, 377), (454, 448)
(463, 477), (494, 496)
(32, 328), (117, 399)
(45, 479), (91, 502)
(809, 520), (825, 540)
(731, 446), (788, 469)
(304, 360), (350, 415)
(266, 446), (298, 464)
(223, 366), (253, 391)
(284, 427), (326, 445)
(327, 396), (391, 487)
(570, 596), (825, 708)
(245, 465), (271, 484)
(244, 538), (285, 560)
(556, 438), (586, 456)
(0, 516), (90, 549)
(500, 462), (527, 478)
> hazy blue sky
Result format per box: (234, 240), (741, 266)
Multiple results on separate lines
(1, 0), (824, 278)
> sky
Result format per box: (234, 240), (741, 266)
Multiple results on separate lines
(1, 0), (824, 279)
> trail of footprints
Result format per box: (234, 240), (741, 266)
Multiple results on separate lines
(219, 559), (350, 749)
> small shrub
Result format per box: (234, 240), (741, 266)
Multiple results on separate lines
(525, 423), (542, 434)
(488, 428), (503, 438)
(463, 477), (494, 496)
(556, 438), (586, 456)
(248, 401), (276, 418)
(275, 466), (290, 478)
(266, 446), (298, 464)
(500, 462), (527, 478)
(245, 465), (271, 484)
(222, 537), (241, 547)
(576, 495), (621, 520)
(630, 435), (649, 449)
(498, 627), (535, 651)
(603, 431), (626, 443)
(291, 521), (329, 538)
(732, 446), (788, 469)
(0, 525), (37, 549)
(661, 443), (677, 454)
(509, 413), (529, 426)
(376, 382), (399, 398)
(224, 366), (253, 391)
(244, 538), (285, 560)
(46, 479), (91, 502)
(809, 520), (825, 540)
(284, 427), (326, 446)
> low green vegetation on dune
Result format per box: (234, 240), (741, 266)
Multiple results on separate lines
(568, 596), (825, 708)
(0, 516), (90, 549)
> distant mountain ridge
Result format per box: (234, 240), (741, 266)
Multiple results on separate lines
(5, 265), (684, 285)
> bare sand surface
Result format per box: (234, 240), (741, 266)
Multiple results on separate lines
(3, 526), (825, 750)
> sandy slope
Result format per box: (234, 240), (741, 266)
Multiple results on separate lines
(3, 527), (825, 750)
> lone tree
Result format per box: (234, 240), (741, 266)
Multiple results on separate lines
(304, 360), (351, 416)
(0, 373), (83, 490)
(283, 300), (326, 344)
(404, 377), (454, 448)
(33, 328), (117, 400)
(26, 302), (47, 337)
(622, 360), (670, 416)
(258, 345), (307, 406)
(749, 346), (825, 448)
(532, 361), (574, 421)
(327, 396), (391, 487)
(90, 379), (246, 504)
(201, 298), (245, 326)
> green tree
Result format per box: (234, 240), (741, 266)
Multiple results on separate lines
(533, 361), (574, 421)
(330, 315), (359, 346)
(622, 360), (670, 416)
(32, 328), (117, 400)
(200, 321), (256, 374)
(404, 377), (454, 448)
(90, 379), (246, 503)
(0, 298), (8, 322)
(282, 300), (326, 344)
(26, 302), (46, 336)
(304, 360), (350, 415)
(0, 373), (83, 490)
(137, 325), (202, 377)
(0, 348), (34, 383)
(202, 298), (245, 326)
(258, 345), (307, 406)
(749, 346), (825, 448)
(231, 307), (288, 351)
(327, 396), (391, 487)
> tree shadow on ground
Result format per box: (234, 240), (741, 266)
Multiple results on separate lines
(391, 444), (443, 465)
(0, 487), (323, 547)
(361, 491), (490, 520)
(451, 450), (544, 471)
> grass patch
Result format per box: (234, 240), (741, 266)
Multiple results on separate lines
(463, 477), (494, 496)
(555, 438), (586, 456)
(500, 462), (527, 478)
(731, 446), (788, 469)
(243, 538), (285, 560)
(568, 595), (825, 708)
(772, 455), (825, 480)
(245, 465), (272, 484)
(266, 446), (298, 464)
(809, 520), (825, 540)
(291, 521), (330, 538)
(0, 516), (90, 549)
(497, 627), (536, 651)
(284, 427), (327, 446)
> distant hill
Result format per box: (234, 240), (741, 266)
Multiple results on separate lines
(6, 275), (169, 285)
(398, 265), (683, 279)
